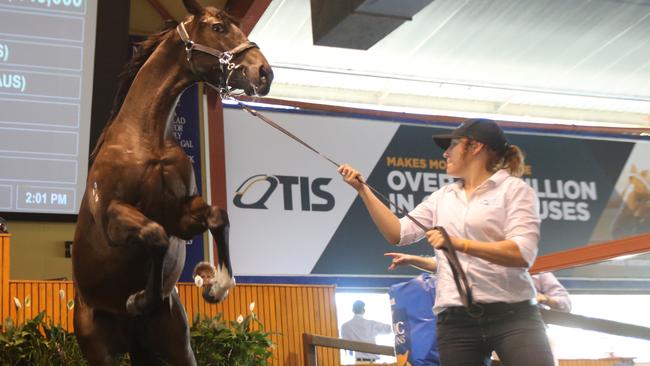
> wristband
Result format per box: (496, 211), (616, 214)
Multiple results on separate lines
(462, 240), (470, 253)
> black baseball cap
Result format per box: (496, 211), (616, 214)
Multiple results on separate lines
(432, 118), (509, 153)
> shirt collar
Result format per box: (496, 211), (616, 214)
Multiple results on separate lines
(488, 169), (510, 185)
(449, 169), (510, 194)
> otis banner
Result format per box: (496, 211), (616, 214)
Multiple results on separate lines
(223, 107), (650, 281)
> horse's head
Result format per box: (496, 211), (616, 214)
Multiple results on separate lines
(179, 0), (273, 96)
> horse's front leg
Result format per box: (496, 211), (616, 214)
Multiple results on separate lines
(105, 200), (169, 315)
(178, 196), (235, 304)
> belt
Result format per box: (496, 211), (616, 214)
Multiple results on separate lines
(444, 299), (536, 317)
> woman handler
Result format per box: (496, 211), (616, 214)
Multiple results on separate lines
(338, 118), (554, 366)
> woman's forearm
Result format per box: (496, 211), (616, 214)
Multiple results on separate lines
(458, 238), (528, 267)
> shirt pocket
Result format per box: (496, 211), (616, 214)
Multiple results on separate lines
(467, 196), (506, 230)
(477, 197), (503, 208)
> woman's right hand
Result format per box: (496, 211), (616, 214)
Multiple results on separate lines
(384, 252), (415, 270)
(338, 164), (365, 192)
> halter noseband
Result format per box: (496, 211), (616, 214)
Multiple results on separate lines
(176, 21), (258, 92)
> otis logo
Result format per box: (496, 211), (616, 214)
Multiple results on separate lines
(233, 174), (335, 211)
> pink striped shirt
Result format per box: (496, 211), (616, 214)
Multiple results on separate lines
(398, 169), (540, 314)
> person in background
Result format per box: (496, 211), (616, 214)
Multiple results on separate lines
(532, 272), (571, 312)
(0, 216), (8, 233)
(532, 272), (571, 366)
(340, 300), (393, 363)
(192, 261), (216, 288)
(339, 118), (555, 366)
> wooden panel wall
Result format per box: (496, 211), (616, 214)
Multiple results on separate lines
(1, 234), (10, 326)
(7, 280), (75, 330)
(5, 279), (341, 366)
(177, 283), (340, 365)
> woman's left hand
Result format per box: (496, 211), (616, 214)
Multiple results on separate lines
(426, 229), (462, 251)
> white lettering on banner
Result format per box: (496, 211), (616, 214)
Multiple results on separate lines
(524, 178), (598, 222)
(388, 193), (415, 212)
(387, 171), (454, 192)
(528, 179), (597, 200)
(386, 169), (452, 213)
(384, 162), (599, 222)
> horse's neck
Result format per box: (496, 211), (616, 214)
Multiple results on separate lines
(115, 43), (193, 141)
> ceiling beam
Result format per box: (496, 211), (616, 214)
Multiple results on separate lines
(147, 0), (176, 22)
(225, 0), (271, 35)
(530, 232), (650, 274)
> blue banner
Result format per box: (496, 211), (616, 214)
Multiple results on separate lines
(389, 273), (439, 366)
(172, 85), (205, 282)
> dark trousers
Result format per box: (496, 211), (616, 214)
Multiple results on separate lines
(436, 301), (554, 366)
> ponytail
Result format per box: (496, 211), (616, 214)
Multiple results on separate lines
(486, 144), (525, 177)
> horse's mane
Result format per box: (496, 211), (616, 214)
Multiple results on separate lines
(90, 22), (177, 160)
(90, 9), (238, 161)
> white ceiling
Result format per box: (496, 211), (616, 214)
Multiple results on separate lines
(249, 0), (650, 129)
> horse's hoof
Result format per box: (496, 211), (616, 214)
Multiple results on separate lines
(203, 275), (235, 304)
(202, 285), (229, 304)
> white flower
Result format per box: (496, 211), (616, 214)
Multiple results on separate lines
(59, 289), (65, 300)
(249, 301), (255, 312)
(237, 314), (244, 324)
(13, 297), (21, 310)
(194, 275), (203, 287)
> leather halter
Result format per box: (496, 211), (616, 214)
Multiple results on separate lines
(176, 21), (258, 85)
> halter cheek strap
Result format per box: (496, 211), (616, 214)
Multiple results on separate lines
(176, 21), (258, 72)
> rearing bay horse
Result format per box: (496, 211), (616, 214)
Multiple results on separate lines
(72, 1), (272, 364)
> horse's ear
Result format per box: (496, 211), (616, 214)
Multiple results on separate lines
(229, 15), (242, 27)
(182, 0), (203, 15)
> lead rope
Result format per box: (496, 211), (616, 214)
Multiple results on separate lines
(220, 94), (479, 315)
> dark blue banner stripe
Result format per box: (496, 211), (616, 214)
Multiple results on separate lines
(232, 275), (416, 289)
(228, 275), (650, 294)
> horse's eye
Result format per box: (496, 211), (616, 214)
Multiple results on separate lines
(212, 23), (226, 33)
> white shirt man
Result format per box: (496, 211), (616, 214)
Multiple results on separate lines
(532, 272), (572, 312)
(340, 300), (393, 362)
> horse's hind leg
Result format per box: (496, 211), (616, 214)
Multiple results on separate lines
(105, 200), (169, 315)
(178, 196), (235, 303)
(133, 290), (197, 366)
(74, 294), (127, 365)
